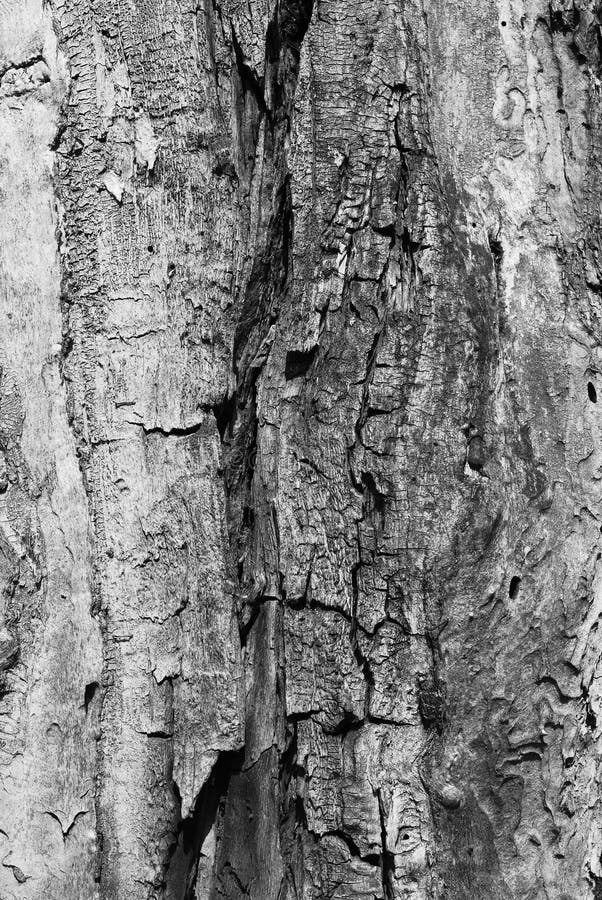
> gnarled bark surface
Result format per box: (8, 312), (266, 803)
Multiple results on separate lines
(1, 0), (602, 897)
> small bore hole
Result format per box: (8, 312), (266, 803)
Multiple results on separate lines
(588, 381), (597, 403)
(501, 20), (507, 26)
(84, 681), (100, 714)
(509, 575), (521, 599)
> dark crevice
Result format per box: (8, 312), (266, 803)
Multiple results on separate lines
(140, 422), (203, 439)
(350, 560), (376, 711)
(371, 221), (397, 250)
(212, 392), (238, 441)
(592, 870), (602, 899)
(285, 346), (318, 380)
(418, 625), (447, 733)
(230, 26), (267, 116)
(549, 3), (579, 35)
(321, 829), (377, 864)
(508, 575), (521, 599)
(361, 471), (387, 525)
(237, 593), (281, 647)
(377, 790), (395, 900)
(232, 181), (289, 381)
(583, 685), (598, 731)
(84, 681), (99, 714)
(417, 674), (445, 732)
(568, 39), (589, 66)
(206, 4), (317, 896)
(0, 52), (45, 80)
(165, 749), (245, 899)
(278, 0), (314, 49)
(536, 675), (579, 704)
(326, 710), (364, 736)
(264, 0), (314, 112)
(0, 634), (19, 675)
(0, 619), (19, 700)
(488, 232), (503, 282)
(286, 588), (359, 628)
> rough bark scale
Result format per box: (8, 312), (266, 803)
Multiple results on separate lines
(1, 0), (602, 897)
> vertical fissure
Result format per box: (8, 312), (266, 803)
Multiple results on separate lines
(204, 1), (315, 896)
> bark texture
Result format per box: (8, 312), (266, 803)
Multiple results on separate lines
(1, 0), (602, 898)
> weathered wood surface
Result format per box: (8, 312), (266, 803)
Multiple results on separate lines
(1, 0), (602, 898)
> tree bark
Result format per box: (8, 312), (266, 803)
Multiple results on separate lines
(1, 0), (602, 897)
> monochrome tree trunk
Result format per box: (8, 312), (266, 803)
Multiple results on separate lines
(1, 0), (601, 897)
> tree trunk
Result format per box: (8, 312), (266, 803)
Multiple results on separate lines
(1, 0), (601, 897)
